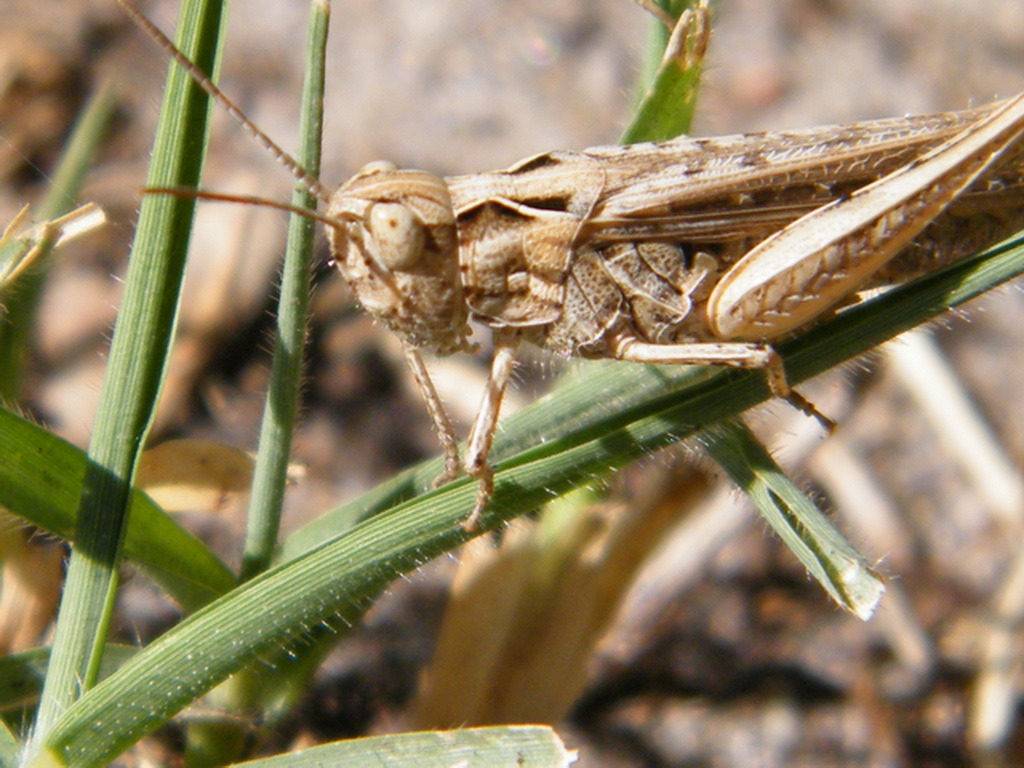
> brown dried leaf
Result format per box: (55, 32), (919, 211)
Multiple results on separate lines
(136, 438), (255, 514)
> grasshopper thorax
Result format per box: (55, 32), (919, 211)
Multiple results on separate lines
(327, 162), (473, 356)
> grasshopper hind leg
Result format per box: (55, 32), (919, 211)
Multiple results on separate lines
(782, 389), (837, 432)
(756, 345), (837, 432)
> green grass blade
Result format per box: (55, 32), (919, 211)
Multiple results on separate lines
(37, 81), (118, 224)
(182, 1), (331, 763)
(0, 82), (116, 402)
(231, 726), (574, 767)
(0, 407), (235, 609)
(241, 0), (329, 582)
(29, 0), (229, 753)
(43, 512), (468, 765)
(620, 0), (706, 144)
(702, 419), (885, 618)
(0, 720), (17, 768)
(0, 646), (139, 713)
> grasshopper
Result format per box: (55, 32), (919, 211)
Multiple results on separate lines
(122, 1), (1024, 531)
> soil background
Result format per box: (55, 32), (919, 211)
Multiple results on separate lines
(2, 0), (1024, 765)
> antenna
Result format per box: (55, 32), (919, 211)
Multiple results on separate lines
(118, 0), (333, 206)
(142, 186), (354, 229)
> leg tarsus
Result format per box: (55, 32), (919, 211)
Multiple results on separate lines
(783, 389), (837, 433)
(430, 462), (458, 490)
(461, 464), (494, 534)
(761, 346), (836, 432)
(430, 441), (462, 490)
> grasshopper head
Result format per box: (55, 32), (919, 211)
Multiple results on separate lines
(327, 162), (473, 356)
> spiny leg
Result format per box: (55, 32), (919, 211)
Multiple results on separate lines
(745, 344), (837, 432)
(462, 341), (518, 533)
(402, 341), (462, 486)
(611, 335), (836, 431)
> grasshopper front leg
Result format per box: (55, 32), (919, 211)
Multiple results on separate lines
(402, 341), (462, 487)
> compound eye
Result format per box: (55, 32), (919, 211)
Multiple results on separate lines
(368, 202), (425, 270)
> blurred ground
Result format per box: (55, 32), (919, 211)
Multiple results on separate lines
(3, 0), (1024, 765)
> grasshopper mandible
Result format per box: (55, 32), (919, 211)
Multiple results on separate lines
(122, 1), (1024, 531)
